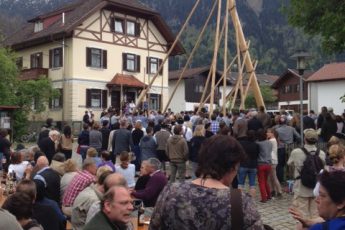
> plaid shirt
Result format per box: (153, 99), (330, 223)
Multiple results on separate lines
(210, 120), (219, 134)
(62, 170), (95, 207)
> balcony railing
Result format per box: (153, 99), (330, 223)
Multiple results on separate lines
(19, 68), (48, 80)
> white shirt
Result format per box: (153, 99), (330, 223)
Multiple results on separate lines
(8, 161), (30, 180)
(115, 164), (136, 188)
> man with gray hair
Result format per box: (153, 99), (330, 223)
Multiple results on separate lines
(112, 118), (134, 164)
(84, 185), (134, 230)
(131, 158), (167, 207)
(38, 129), (60, 164)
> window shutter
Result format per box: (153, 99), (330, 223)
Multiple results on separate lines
(136, 55), (140, 72)
(135, 22), (141, 37)
(102, 50), (107, 69)
(102, 90), (108, 108)
(58, 48), (63, 67)
(146, 57), (150, 74)
(49, 49), (53, 68)
(38, 52), (43, 68)
(122, 53), (127, 71)
(30, 54), (34, 68)
(59, 89), (63, 108)
(158, 59), (163, 75)
(86, 89), (91, 107)
(86, 48), (92, 67)
(110, 17), (115, 32)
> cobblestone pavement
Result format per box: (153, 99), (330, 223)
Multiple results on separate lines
(254, 191), (295, 230)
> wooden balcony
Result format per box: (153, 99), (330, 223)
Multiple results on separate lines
(19, 68), (48, 80)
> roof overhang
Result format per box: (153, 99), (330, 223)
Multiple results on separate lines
(106, 73), (147, 88)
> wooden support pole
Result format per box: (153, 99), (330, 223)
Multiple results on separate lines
(244, 60), (258, 99)
(162, 0), (218, 113)
(228, 0), (264, 108)
(135, 0), (202, 110)
(222, 0), (230, 115)
(209, 0), (222, 117)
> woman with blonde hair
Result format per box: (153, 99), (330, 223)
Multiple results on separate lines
(60, 159), (78, 200)
(189, 124), (205, 179)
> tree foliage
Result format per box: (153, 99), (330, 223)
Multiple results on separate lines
(245, 85), (277, 109)
(0, 47), (58, 137)
(286, 0), (345, 53)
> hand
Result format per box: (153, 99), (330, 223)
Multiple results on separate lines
(288, 207), (313, 228)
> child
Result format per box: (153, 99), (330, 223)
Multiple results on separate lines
(115, 151), (136, 188)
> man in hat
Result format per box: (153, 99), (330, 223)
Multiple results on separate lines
(287, 129), (326, 229)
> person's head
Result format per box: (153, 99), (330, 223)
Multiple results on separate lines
(48, 130), (60, 142)
(96, 166), (113, 180)
(278, 115), (287, 125)
(36, 156), (49, 170)
(196, 135), (246, 186)
(92, 122), (100, 130)
(328, 136), (340, 148)
(256, 129), (267, 141)
(102, 120), (109, 127)
(266, 128), (278, 140)
(82, 158), (97, 175)
(316, 170), (345, 220)
(16, 179), (36, 202)
(258, 105), (265, 113)
(145, 158), (161, 172)
(119, 151), (130, 169)
(63, 125), (72, 137)
(247, 130), (256, 142)
(101, 151), (111, 161)
(87, 147), (98, 158)
(304, 128), (318, 145)
(173, 124), (183, 135)
(204, 122), (211, 131)
(96, 170), (113, 193)
(193, 124), (205, 137)
(328, 144), (345, 165)
(101, 186), (134, 224)
(52, 152), (66, 163)
(219, 126), (231, 136)
(0, 128), (8, 138)
(140, 160), (150, 176)
(120, 118), (128, 128)
(46, 118), (53, 127)
(146, 126), (153, 136)
(134, 120), (142, 130)
(10, 151), (23, 164)
(2, 192), (34, 222)
(83, 123), (89, 130)
(63, 159), (78, 173)
(103, 173), (128, 193)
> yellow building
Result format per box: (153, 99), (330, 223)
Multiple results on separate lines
(4, 0), (184, 123)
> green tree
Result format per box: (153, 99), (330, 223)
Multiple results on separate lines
(285, 0), (345, 53)
(245, 85), (277, 108)
(0, 47), (58, 138)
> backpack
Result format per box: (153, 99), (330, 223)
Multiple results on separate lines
(296, 147), (324, 188)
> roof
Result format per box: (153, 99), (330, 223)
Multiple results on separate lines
(0, 105), (20, 110)
(3, 0), (184, 56)
(226, 72), (279, 86)
(307, 62), (345, 82)
(106, 73), (147, 88)
(169, 66), (214, 80)
(271, 69), (313, 88)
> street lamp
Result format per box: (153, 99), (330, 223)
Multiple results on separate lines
(291, 51), (311, 145)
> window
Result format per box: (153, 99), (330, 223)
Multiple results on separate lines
(114, 18), (124, 33)
(30, 52), (43, 68)
(111, 17), (140, 37)
(86, 48), (107, 69)
(149, 94), (161, 111)
(146, 57), (163, 75)
(49, 48), (63, 68)
(16, 57), (23, 70)
(194, 84), (204, 93)
(126, 21), (135, 36)
(86, 89), (108, 108)
(49, 89), (63, 109)
(34, 21), (43, 32)
(123, 53), (140, 72)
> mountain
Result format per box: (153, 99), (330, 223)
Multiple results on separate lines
(0, 0), (342, 74)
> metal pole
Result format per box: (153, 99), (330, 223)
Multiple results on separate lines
(299, 69), (304, 145)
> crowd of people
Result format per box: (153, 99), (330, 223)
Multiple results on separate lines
(0, 105), (345, 229)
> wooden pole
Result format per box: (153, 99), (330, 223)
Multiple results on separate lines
(228, 0), (264, 108)
(135, 0), (202, 110)
(209, 0), (222, 117)
(222, 0), (230, 115)
(162, 0), (218, 113)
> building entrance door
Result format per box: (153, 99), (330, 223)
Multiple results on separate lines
(111, 91), (121, 110)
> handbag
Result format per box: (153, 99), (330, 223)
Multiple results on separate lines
(230, 189), (274, 230)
